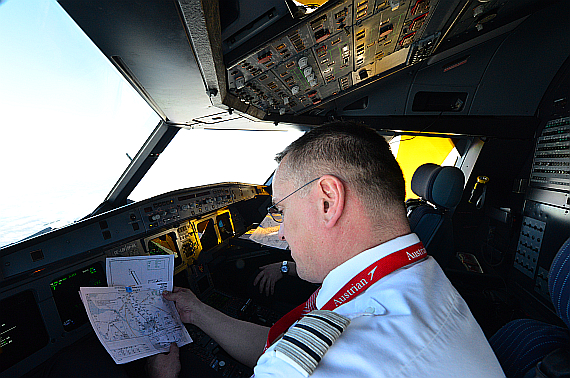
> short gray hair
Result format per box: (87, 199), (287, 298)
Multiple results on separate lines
(276, 122), (406, 218)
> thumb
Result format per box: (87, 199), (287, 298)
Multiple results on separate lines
(162, 290), (177, 302)
(169, 342), (179, 356)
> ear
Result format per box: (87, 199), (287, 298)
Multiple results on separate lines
(316, 175), (345, 228)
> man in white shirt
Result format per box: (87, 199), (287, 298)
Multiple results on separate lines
(148, 122), (504, 377)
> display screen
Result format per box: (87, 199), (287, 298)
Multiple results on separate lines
(197, 219), (218, 251)
(0, 290), (49, 373)
(50, 263), (105, 332)
(147, 232), (183, 267)
(216, 212), (234, 241)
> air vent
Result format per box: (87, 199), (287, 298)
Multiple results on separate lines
(412, 92), (467, 112)
(343, 96), (369, 111)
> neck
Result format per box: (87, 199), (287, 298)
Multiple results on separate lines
(320, 199), (411, 280)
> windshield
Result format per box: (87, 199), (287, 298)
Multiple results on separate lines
(0, 0), (160, 247)
(129, 127), (304, 202)
(0, 0), (305, 249)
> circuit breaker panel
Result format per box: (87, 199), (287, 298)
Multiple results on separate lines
(512, 63), (570, 308)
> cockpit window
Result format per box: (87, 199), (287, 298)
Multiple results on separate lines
(0, 0), (160, 248)
(128, 128), (304, 202)
(390, 136), (461, 199)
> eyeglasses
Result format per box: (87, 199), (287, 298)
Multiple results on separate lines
(267, 177), (320, 223)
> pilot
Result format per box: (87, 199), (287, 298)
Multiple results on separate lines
(148, 122), (505, 377)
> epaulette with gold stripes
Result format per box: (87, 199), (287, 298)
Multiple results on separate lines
(274, 310), (350, 376)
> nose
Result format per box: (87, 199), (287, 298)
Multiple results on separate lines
(278, 223), (286, 241)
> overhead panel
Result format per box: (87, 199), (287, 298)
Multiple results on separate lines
(226, 0), (440, 116)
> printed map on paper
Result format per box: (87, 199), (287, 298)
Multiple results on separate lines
(80, 283), (191, 364)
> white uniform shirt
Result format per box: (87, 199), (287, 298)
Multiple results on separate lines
(254, 233), (505, 377)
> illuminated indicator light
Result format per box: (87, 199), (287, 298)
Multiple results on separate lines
(315, 29), (331, 43)
(331, 38), (341, 46)
(316, 45), (327, 57)
(384, 39), (392, 46)
(357, 0), (368, 9)
(335, 8), (348, 19)
(310, 15), (327, 31)
(411, 0), (429, 15)
(280, 71), (288, 77)
(379, 23), (393, 38)
(286, 61), (295, 68)
(377, 1), (389, 11)
(235, 76), (245, 90)
(258, 51), (272, 64)
(400, 32), (416, 46)
(356, 30), (366, 41)
(356, 9), (367, 19)
(410, 13), (428, 31)
(276, 43), (286, 50)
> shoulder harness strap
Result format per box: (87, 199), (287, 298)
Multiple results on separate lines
(274, 310), (350, 376)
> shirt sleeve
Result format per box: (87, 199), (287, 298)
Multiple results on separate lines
(253, 348), (309, 378)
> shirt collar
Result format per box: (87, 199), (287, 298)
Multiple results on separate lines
(316, 233), (421, 309)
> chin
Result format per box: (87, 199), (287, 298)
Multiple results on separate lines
(296, 267), (320, 284)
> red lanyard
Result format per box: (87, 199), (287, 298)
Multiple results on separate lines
(265, 241), (427, 349)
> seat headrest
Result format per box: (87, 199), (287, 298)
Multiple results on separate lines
(410, 163), (465, 209)
(549, 237), (570, 328)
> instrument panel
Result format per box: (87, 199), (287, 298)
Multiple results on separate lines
(0, 183), (270, 377)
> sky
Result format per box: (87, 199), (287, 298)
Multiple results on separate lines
(0, 0), (304, 247)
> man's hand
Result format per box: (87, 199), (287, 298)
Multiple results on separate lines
(162, 287), (202, 324)
(253, 262), (285, 296)
(146, 343), (181, 378)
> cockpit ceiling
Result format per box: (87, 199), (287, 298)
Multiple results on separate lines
(57, 0), (568, 135)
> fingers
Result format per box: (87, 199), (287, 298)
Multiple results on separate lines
(254, 263), (286, 296)
(259, 276), (267, 294)
(253, 270), (263, 286)
(163, 287), (191, 301)
(146, 343), (181, 378)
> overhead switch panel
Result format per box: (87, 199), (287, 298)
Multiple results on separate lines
(227, 0), (439, 116)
